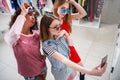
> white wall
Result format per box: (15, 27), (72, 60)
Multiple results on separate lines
(101, 0), (120, 24)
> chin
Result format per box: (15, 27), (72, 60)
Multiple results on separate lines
(31, 22), (35, 26)
(60, 14), (64, 18)
(30, 24), (34, 27)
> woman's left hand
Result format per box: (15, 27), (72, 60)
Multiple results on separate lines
(20, 2), (30, 16)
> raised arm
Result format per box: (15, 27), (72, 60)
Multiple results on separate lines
(68, 0), (87, 20)
(4, 3), (29, 46)
(4, 15), (26, 45)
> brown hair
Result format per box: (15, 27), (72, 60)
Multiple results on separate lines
(9, 7), (39, 32)
(40, 14), (59, 42)
(53, 0), (72, 33)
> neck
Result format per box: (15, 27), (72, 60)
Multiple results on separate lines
(22, 25), (31, 35)
(59, 17), (63, 21)
(54, 15), (63, 21)
(50, 34), (56, 40)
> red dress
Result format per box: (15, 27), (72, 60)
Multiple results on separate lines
(61, 21), (81, 63)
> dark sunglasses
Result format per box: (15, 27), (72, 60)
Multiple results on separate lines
(49, 24), (62, 31)
(61, 8), (71, 14)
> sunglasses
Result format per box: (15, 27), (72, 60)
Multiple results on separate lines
(61, 8), (71, 14)
(49, 24), (62, 31)
(28, 7), (35, 16)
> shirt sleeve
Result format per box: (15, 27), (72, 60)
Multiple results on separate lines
(42, 45), (57, 56)
(4, 15), (26, 46)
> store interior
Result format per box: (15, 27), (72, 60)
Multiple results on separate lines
(0, 0), (120, 80)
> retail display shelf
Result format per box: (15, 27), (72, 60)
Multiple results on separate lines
(73, 17), (101, 29)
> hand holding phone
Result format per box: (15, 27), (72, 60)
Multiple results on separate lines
(101, 55), (108, 68)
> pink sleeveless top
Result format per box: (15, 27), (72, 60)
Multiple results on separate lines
(13, 31), (46, 77)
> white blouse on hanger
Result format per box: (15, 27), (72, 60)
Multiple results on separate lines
(43, 0), (53, 12)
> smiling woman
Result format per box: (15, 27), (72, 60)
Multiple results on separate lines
(53, 0), (87, 79)
(4, 2), (47, 80)
(49, 23), (62, 31)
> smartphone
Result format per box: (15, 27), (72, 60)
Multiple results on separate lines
(101, 55), (108, 67)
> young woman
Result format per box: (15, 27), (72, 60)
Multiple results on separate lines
(53, 0), (87, 79)
(4, 3), (47, 80)
(40, 14), (107, 80)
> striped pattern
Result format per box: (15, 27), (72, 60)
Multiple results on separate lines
(42, 38), (69, 56)
(43, 45), (57, 56)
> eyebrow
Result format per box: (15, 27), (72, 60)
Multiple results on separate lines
(61, 7), (69, 10)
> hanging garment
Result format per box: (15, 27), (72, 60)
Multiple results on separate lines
(96, 0), (104, 17)
(94, 0), (99, 17)
(40, 0), (46, 5)
(82, 0), (89, 20)
(0, 0), (3, 7)
(37, 0), (42, 10)
(10, 0), (19, 10)
(80, 0), (90, 20)
(43, 0), (53, 13)
(81, 0), (85, 6)
(27, 0), (32, 3)
(89, 0), (95, 22)
(37, 0), (46, 10)
(0, 0), (6, 13)
(27, 0), (33, 6)
(72, 0), (78, 13)
(2, 0), (11, 12)
(17, 0), (23, 7)
(36, 0), (43, 15)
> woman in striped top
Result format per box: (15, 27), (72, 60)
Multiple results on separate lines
(40, 14), (107, 80)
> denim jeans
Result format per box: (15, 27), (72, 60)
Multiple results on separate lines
(24, 76), (37, 80)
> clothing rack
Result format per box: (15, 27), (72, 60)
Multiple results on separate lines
(73, 0), (104, 28)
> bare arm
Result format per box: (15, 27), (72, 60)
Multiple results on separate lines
(68, 0), (87, 20)
(51, 51), (107, 76)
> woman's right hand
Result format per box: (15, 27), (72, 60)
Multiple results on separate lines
(56, 30), (69, 40)
(20, 3), (30, 16)
(90, 63), (107, 76)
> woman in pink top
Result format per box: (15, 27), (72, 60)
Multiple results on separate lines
(4, 3), (47, 80)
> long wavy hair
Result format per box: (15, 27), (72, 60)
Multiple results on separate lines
(40, 14), (59, 42)
(53, 0), (72, 33)
(9, 7), (39, 32)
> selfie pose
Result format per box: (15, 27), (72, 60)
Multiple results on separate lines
(4, 3), (47, 80)
(40, 14), (107, 80)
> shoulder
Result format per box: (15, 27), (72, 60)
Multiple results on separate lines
(42, 39), (57, 47)
(42, 39), (57, 56)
